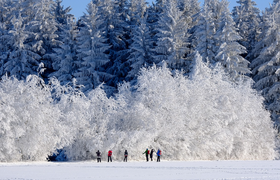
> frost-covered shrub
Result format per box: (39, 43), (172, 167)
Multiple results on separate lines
(0, 75), (67, 162)
(51, 79), (119, 161)
(0, 55), (276, 162)
(100, 56), (276, 161)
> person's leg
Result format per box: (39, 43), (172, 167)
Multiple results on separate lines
(108, 156), (109, 162)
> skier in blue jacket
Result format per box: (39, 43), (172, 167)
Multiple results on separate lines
(156, 149), (161, 162)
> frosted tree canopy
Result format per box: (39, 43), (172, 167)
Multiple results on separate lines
(0, 55), (276, 162)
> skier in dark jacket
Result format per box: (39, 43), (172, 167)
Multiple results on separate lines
(150, 149), (155, 161)
(124, 150), (128, 162)
(108, 150), (112, 162)
(96, 150), (101, 163)
(156, 149), (161, 162)
(143, 148), (149, 162)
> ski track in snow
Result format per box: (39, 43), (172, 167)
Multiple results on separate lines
(0, 161), (280, 180)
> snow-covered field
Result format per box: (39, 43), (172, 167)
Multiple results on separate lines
(0, 160), (280, 180)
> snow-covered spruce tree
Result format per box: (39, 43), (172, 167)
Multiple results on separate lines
(97, 0), (130, 88)
(193, 0), (221, 64)
(18, 0), (38, 23)
(153, 0), (190, 71)
(215, 0), (250, 81)
(126, 0), (148, 80)
(145, 3), (159, 59)
(3, 14), (41, 80)
(0, 0), (16, 26)
(178, 0), (200, 31)
(74, 1), (112, 92)
(51, 0), (74, 47)
(248, 9), (269, 66)
(0, 31), (8, 78)
(250, 2), (280, 129)
(155, 0), (167, 13)
(127, 17), (154, 80)
(232, 0), (261, 60)
(0, 75), (69, 162)
(177, 0), (201, 73)
(27, 0), (60, 78)
(52, 0), (72, 26)
(0, 0), (17, 77)
(0, 22), (8, 77)
(48, 16), (78, 86)
(128, 0), (147, 27)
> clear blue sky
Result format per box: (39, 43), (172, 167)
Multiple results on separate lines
(61, 0), (274, 19)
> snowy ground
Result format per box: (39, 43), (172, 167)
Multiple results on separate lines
(0, 160), (280, 180)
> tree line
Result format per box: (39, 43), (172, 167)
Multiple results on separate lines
(1, 0), (280, 127)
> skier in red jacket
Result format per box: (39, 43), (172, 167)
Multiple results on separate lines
(108, 150), (112, 162)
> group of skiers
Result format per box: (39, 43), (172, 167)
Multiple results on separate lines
(95, 148), (161, 162)
(143, 148), (161, 162)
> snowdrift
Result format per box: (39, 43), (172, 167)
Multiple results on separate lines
(0, 57), (276, 162)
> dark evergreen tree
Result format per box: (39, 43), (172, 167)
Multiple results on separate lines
(74, 1), (112, 92)
(250, 2), (280, 128)
(96, 0), (130, 88)
(128, 0), (147, 27)
(232, 0), (261, 60)
(52, 0), (72, 25)
(154, 0), (190, 71)
(127, 15), (153, 80)
(215, 0), (250, 81)
(48, 16), (77, 86)
(0, 0), (18, 77)
(193, 0), (218, 64)
(4, 14), (41, 80)
(27, 0), (60, 79)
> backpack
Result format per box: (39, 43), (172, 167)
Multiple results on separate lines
(148, 150), (150, 154)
